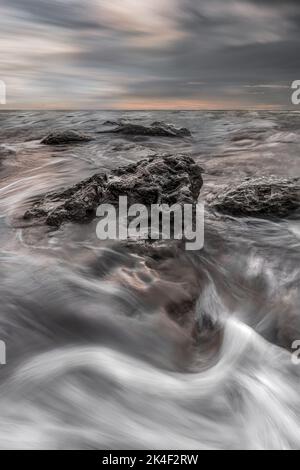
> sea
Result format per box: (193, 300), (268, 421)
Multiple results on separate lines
(0, 110), (300, 449)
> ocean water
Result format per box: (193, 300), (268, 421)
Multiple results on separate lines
(0, 110), (300, 449)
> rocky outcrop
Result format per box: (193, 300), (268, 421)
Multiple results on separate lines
(24, 154), (203, 227)
(41, 130), (94, 145)
(101, 121), (192, 137)
(209, 176), (300, 217)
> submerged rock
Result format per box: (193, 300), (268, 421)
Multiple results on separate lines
(0, 146), (15, 161)
(24, 154), (203, 227)
(41, 130), (94, 145)
(209, 176), (300, 217)
(0, 146), (16, 170)
(0, 146), (15, 156)
(102, 120), (118, 126)
(230, 129), (266, 142)
(101, 121), (191, 138)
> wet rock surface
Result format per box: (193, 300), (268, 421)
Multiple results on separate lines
(101, 121), (192, 137)
(41, 130), (94, 145)
(24, 154), (203, 227)
(209, 176), (300, 217)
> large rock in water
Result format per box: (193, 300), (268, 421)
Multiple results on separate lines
(101, 121), (191, 137)
(24, 155), (203, 227)
(209, 176), (300, 217)
(41, 130), (94, 145)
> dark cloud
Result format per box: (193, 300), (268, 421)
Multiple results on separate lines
(1, 0), (101, 30)
(1, 0), (299, 108)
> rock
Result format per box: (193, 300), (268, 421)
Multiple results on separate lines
(103, 118), (131, 126)
(230, 129), (266, 142)
(150, 121), (191, 137)
(101, 121), (191, 138)
(208, 176), (300, 217)
(102, 120), (119, 126)
(24, 154), (203, 227)
(41, 130), (94, 145)
(105, 154), (202, 205)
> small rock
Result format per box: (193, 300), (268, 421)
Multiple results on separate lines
(208, 176), (300, 217)
(41, 130), (94, 145)
(102, 120), (119, 126)
(230, 129), (266, 142)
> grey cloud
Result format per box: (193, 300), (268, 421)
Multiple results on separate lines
(1, 0), (299, 108)
(1, 0), (101, 30)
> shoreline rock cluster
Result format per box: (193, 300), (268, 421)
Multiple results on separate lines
(22, 138), (300, 335)
(101, 121), (192, 137)
(39, 121), (192, 146)
(27, 119), (300, 225)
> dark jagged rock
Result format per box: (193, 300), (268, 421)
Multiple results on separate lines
(105, 154), (202, 205)
(150, 121), (191, 137)
(24, 154), (203, 227)
(101, 121), (191, 138)
(24, 174), (106, 226)
(41, 130), (94, 145)
(208, 176), (300, 217)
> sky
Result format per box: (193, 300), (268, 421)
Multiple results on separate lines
(0, 0), (299, 109)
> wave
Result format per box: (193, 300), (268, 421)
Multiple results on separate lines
(0, 110), (300, 449)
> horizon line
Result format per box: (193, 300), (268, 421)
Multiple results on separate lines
(0, 108), (296, 112)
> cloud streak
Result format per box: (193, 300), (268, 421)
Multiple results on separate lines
(0, 0), (298, 109)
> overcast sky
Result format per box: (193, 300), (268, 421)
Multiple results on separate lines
(0, 0), (299, 109)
